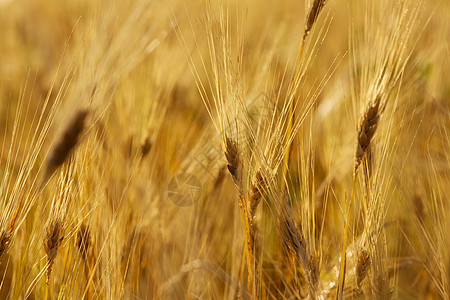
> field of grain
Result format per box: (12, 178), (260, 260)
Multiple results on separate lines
(0, 0), (449, 299)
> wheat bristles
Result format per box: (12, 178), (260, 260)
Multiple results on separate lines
(76, 224), (90, 261)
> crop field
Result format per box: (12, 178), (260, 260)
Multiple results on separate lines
(0, 0), (449, 299)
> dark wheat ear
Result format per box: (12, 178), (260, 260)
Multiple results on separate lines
(45, 109), (89, 180)
(355, 97), (381, 175)
(304, 0), (327, 40)
(140, 136), (152, 159)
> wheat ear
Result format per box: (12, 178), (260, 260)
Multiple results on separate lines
(224, 135), (241, 187)
(280, 210), (319, 299)
(43, 219), (64, 284)
(304, 0), (327, 40)
(45, 109), (89, 179)
(249, 170), (264, 222)
(355, 97), (381, 175)
(356, 248), (371, 288)
(224, 135), (257, 295)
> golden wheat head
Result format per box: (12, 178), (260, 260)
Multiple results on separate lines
(224, 135), (241, 186)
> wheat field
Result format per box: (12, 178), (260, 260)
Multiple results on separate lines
(0, 0), (449, 299)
